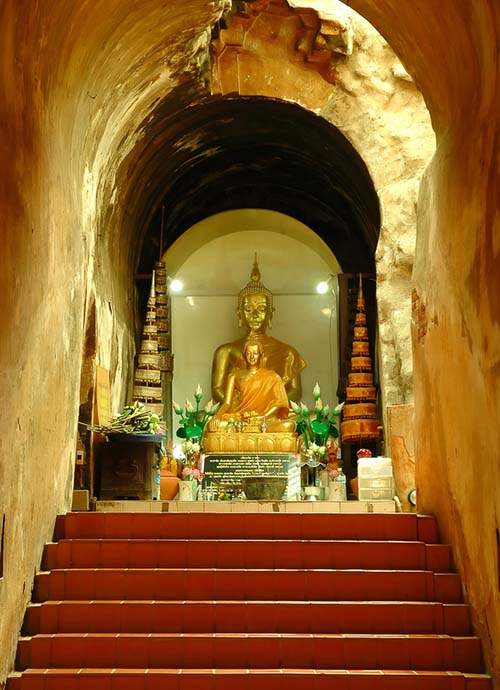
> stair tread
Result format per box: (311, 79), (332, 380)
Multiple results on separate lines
(28, 598), (469, 609)
(55, 512), (441, 543)
(42, 540), (451, 573)
(14, 667), (492, 674)
(21, 632), (481, 639)
(8, 669), (492, 690)
(39, 566), (453, 572)
(16, 630), (484, 673)
(51, 538), (438, 543)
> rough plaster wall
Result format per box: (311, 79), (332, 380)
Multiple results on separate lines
(344, 0), (500, 683)
(413, 134), (500, 685)
(0, 6), (88, 682)
(317, 8), (435, 416)
(0, 1), (223, 682)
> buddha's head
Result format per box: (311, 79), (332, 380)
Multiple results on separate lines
(238, 256), (274, 333)
(243, 339), (264, 367)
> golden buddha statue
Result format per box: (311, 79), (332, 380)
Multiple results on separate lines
(211, 256), (306, 404)
(208, 340), (295, 433)
(204, 337), (299, 454)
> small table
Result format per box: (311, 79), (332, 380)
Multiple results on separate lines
(99, 434), (163, 500)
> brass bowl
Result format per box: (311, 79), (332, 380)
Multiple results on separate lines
(242, 476), (287, 500)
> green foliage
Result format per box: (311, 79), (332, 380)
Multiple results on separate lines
(290, 383), (342, 461)
(173, 386), (219, 442)
(90, 401), (165, 436)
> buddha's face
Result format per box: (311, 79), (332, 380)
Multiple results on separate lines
(240, 293), (271, 332)
(244, 343), (262, 367)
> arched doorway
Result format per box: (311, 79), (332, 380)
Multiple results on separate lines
(129, 96), (381, 470)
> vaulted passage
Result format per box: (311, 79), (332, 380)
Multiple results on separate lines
(136, 96), (381, 276)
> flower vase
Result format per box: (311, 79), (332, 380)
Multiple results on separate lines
(178, 479), (198, 501)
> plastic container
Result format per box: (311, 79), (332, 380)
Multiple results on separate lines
(357, 456), (394, 500)
(358, 486), (394, 501)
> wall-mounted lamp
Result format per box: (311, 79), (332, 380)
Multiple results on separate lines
(315, 274), (336, 294)
(168, 277), (184, 293)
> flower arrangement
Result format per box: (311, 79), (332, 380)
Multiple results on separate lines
(290, 382), (343, 465)
(173, 386), (219, 483)
(90, 401), (166, 436)
(173, 385), (219, 441)
(327, 465), (339, 480)
(181, 466), (205, 482)
(179, 439), (205, 483)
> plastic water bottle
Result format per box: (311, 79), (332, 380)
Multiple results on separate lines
(335, 467), (347, 501)
(153, 468), (161, 500)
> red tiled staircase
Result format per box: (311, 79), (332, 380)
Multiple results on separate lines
(8, 511), (492, 689)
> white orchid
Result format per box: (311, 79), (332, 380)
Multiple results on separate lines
(300, 402), (310, 415)
(204, 399), (219, 415)
(313, 382), (321, 400)
(333, 402), (345, 416)
(175, 387), (221, 447)
(181, 439), (200, 455)
(294, 383), (340, 466)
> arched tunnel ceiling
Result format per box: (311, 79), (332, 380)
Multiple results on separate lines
(129, 95), (381, 275)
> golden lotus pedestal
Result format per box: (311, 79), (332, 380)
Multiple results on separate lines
(203, 431), (299, 454)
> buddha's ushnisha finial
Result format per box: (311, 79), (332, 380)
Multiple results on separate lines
(238, 254), (273, 312)
(250, 252), (260, 283)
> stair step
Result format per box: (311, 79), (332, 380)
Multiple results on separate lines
(33, 568), (463, 603)
(55, 512), (440, 543)
(15, 632), (484, 672)
(42, 538), (451, 571)
(23, 600), (472, 635)
(6, 668), (492, 689)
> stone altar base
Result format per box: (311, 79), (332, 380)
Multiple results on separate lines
(202, 453), (301, 500)
(203, 431), (298, 454)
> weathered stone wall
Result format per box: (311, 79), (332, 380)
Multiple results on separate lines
(0, 1), (223, 681)
(317, 6), (435, 417)
(0, 6), (88, 680)
(345, 1), (500, 684)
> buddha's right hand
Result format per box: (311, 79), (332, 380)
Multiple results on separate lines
(207, 417), (221, 432)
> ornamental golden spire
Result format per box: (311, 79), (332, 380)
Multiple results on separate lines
(340, 274), (380, 443)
